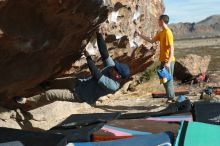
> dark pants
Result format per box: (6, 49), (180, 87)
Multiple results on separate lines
(26, 77), (82, 107)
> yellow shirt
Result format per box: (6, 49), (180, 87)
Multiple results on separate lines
(154, 27), (175, 62)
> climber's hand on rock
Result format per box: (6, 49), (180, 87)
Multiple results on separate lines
(83, 50), (91, 57)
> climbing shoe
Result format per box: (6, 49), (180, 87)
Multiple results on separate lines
(14, 96), (27, 104)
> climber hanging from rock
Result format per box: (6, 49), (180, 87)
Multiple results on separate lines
(14, 28), (130, 109)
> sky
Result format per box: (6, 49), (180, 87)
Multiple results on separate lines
(164, 0), (220, 23)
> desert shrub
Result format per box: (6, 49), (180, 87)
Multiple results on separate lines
(139, 62), (159, 82)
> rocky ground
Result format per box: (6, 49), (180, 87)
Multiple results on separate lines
(1, 73), (219, 131)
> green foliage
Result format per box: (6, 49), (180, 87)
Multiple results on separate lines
(139, 62), (159, 83)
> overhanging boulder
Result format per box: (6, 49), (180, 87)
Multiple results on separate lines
(0, 0), (109, 103)
(0, 0), (164, 109)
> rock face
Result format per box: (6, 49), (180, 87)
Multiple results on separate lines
(71, 0), (164, 76)
(0, 0), (110, 104)
(104, 0), (164, 49)
(170, 15), (220, 39)
(0, 0), (164, 107)
(104, 0), (164, 75)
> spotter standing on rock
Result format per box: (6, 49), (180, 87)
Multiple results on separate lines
(137, 14), (176, 103)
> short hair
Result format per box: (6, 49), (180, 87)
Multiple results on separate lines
(159, 15), (169, 24)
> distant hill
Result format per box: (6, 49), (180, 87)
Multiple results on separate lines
(169, 15), (220, 39)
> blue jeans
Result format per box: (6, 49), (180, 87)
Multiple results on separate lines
(161, 62), (175, 99)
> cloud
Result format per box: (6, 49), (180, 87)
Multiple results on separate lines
(164, 0), (220, 23)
